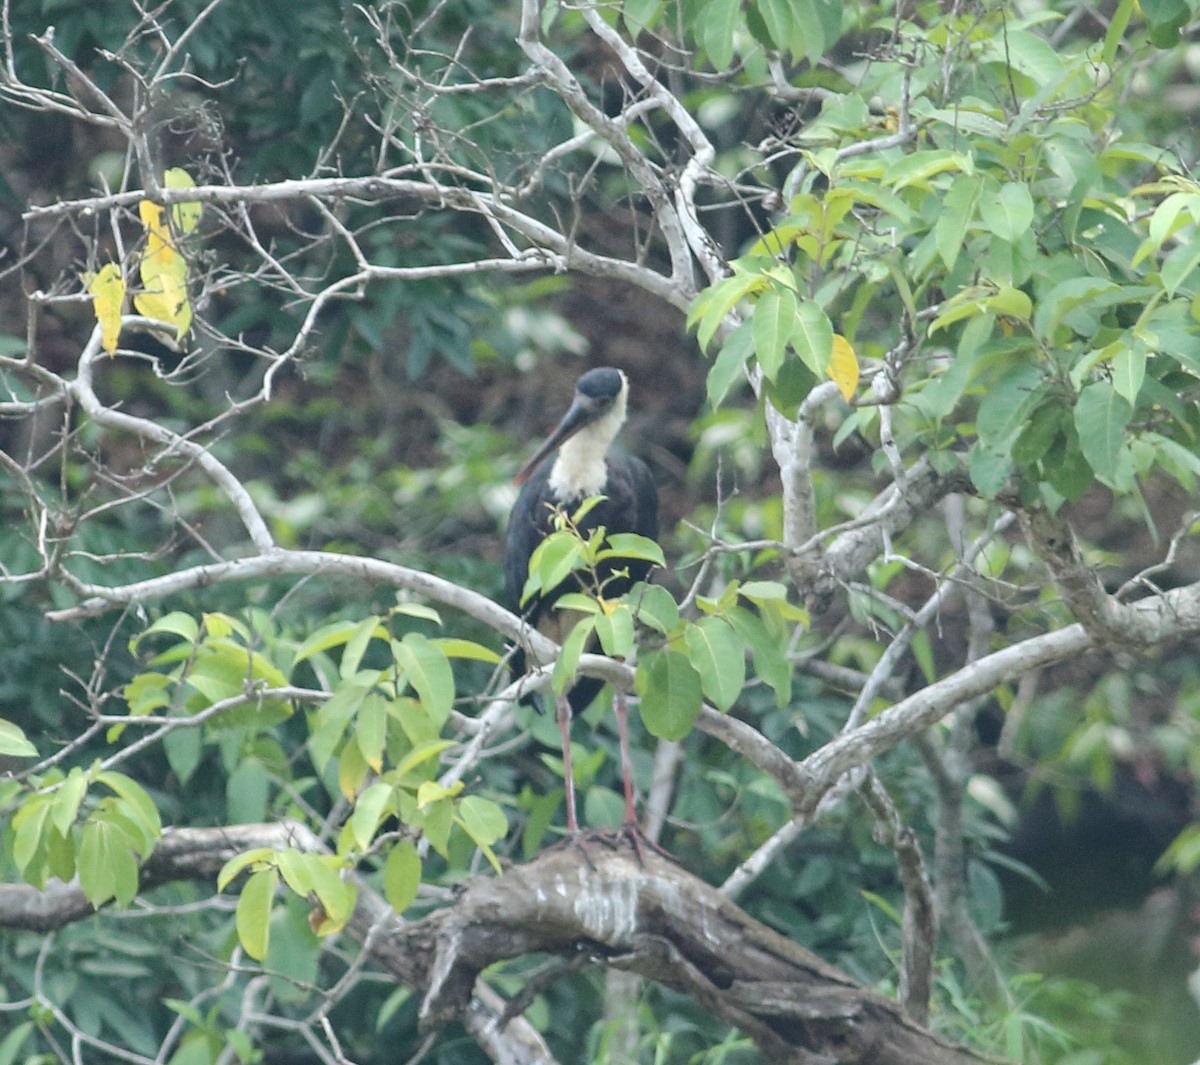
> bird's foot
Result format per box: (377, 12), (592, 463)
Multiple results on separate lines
(617, 820), (673, 865)
(563, 823), (673, 866)
(544, 830), (600, 870)
(545, 824), (673, 868)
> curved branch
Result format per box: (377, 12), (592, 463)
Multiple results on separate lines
(1018, 502), (1200, 647)
(70, 334), (277, 555)
(799, 624), (1091, 810)
(793, 455), (973, 611)
(44, 547), (547, 648)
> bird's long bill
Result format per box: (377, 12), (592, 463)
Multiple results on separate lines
(513, 396), (593, 485)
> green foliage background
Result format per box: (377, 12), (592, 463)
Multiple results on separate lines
(3, 0), (1200, 1062)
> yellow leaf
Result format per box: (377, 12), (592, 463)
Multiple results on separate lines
(164, 167), (202, 234)
(827, 334), (859, 402)
(85, 263), (125, 354)
(137, 199), (192, 339)
(133, 288), (192, 337)
(138, 200), (186, 280)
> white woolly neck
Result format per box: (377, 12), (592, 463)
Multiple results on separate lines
(548, 390), (627, 500)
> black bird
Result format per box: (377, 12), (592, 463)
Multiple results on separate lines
(505, 367), (659, 836)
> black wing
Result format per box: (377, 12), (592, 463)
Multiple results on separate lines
(504, 458), (559, 619)
(503, 451), (659, 713)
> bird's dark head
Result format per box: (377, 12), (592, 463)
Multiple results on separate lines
(514, 367), (629, 486)
(575, 367), (626, 405)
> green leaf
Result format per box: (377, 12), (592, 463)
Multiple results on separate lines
(976, 363), (1044, 447)
(884, 150), (972, 192)
(79, 817), (140, 907)
(1111, 343), (1147, 405)
(351, 780), (394, 850)
(51, 767), (88, 835)
(700, 0), (739, 69)
(1013, 403), (1065, 466)
(707, 321), (753, 408)
(392, 601), (443, 625)
(12, 796), (50, 878)
(339, 738), (369, 801)
(752, 287), (797, 380)
(631, 583), (680, 634)
(978, 182), (1033, 242)
(94, 770), (162, 849)
(305, 856), (357, 933)
(201, 612), (243, 640)
(785, 0), (832, 62)
(131, 611), (199, 653)
(594, 603), (634, 658)
(597, 532), (666, 566)
(355, 693), (388, 771)
(0, 718), (37, 758)
(1146, 191), (1196, 249)
(226, 757), (270, 825)
(421, 795), (454, 858)
(935, 174), (982, 271)
(524, 529), (584, 602)
(764, 352), (818, 418)
(1043, 429), (1094, 501)
(968, 442), (1013, 499)
(636, 650), (703, 740)
(553, 615), (596, 696)
(383, 840), (422, 913)
(275, 848), (314, 897)
(1033, 277), (1124, 342)
(756, 0), (793, 50)
(394, 633), (454, 726)
(1074, 381), (1132, 486)
(690, 272), (761, 352)
(1161, 240), (1200, 299)
(985, 286), (1032, 321)
(216, 847), (276, 892)
(0, 1022), (34, 1065)
(236, 868), (278, 961)
(43, 819), (74, 884)
(293, 619), (365, 665)
(456, 795), (509, 846)
(308, 680), (371, 772)
(124, 672), (171, 717)
(726, 605), (792, 707)
(683, 617), (745, 711)
(1146, 432), (1200, 490)
(393, 738), (456, 782)
(738, 580), (789, 602)
(554, 593), (600, 615)
(429, 638), (502, 664)
(184, 641), (290, 712)
(790, 301), (834, 376)
(340, 616), (387, 680)
(911, 629), (936, 684)
(1141, 0), (1189, 42)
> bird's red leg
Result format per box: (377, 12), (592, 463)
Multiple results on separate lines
(615, 685), (638, 830)
(556, 694), (580, 835)
(615, 686), (671, 862)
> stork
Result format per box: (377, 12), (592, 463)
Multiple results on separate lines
(505, 367), (659, 838)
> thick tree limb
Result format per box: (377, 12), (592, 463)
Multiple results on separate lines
(0, 823), (559, 1065)
(0, 824), (993, 1065)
